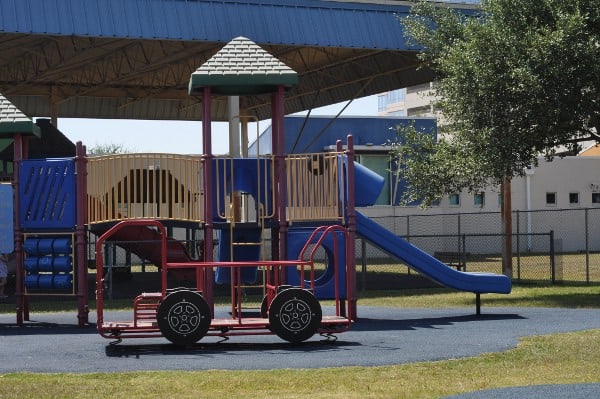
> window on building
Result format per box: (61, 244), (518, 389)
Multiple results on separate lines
(407, 105), (431, 117)
(497, 193), (502, 208)
(546, 192), (557, 206)
(407, 83), (431, 94)
(473, 192), (485, 207)
(569, 192), (579, 205)
(449, 193), (460, 206)
(388, 89), (405, 103)
(377, 95), (387, 112)
(592, 193), (600, 205)
(378, 90), (406, 112)
(357, 155), (390, 205)
(388, 110), (406, 117)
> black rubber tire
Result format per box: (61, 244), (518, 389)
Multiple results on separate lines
(157, 290), (211, 346)
(268, 288), (322, 343)
(260, 294), (269, 318)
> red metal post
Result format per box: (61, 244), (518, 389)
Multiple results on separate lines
(274, 86), (287, 283)
(201, 86), (215, 312)
(75, 142), (89, 326)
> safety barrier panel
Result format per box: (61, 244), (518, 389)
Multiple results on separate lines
(87, 152), (346, 225)
(213, 156), (275, 222)
(87, 153), (204, 224)
(286, 152), (344, 222)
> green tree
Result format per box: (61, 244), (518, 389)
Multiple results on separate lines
(393, 0), (600, 276)
(87, 143), (131, 155)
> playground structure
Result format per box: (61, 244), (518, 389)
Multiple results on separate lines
(5, 37), (511, 345)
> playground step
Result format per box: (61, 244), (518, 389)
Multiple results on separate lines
(133, 293), (161, 327)
(231, 241), (262, 246)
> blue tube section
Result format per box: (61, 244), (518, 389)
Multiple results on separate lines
(355, 211), (511, 294)
(351, 159), (385, 207)
(286, 228), (347, 299)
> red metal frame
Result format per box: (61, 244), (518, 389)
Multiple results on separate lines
(95, 219), (351, 342)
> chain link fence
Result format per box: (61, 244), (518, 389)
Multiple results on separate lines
(91, 208), (600, 297)
(359, 208), (600, 289)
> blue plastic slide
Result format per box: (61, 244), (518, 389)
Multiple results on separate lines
(355, 211), (511, 294)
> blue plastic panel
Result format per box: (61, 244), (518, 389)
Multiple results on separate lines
(0, 184), (13, 253)
(25, 274), (72, 290)
(19, 159), (77, 230)
(23, 237), (72, 255)
(215, 227), (262, 284)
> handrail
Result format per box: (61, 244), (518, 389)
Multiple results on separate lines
(95, 219), (168, 329)
(299, 225), (349, 300)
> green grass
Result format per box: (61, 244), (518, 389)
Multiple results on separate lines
(358, 284), (600, 309)
(0, 284), (598, 398)
(1, 282), (598, 314)
(0, 329), (598, 399)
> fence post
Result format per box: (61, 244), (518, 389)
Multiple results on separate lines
(516, 210), (521, 280)
(361, 238), (367, 292)
(457, 214), (461, 254)
(461, 234), (466, 270)
(585, 208), (590, 284)
(406, 215), (411, 275)
(550, 230), (555, 283)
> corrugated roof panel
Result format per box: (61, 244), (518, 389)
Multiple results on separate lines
(188, 2), (216, 40)
(0, 0), (429, 50)
(13, 1), (33, 33)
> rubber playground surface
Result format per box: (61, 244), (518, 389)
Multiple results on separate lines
(1, 305), (599, 398)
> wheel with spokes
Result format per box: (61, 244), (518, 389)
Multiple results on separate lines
(268, 288), (322, 343)
(157, 290), (211, 346)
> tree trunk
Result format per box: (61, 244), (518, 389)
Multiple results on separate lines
(501, 177), (514, 278)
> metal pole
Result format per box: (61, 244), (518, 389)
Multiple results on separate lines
(201, 86), (214, 312)
(13, 134), (24, 325)
(406, 215), (411, 274)
(585, 208), (590, 284)
(361, 238), (367, 292)
(75, 142), (89, 326)
(457, 213), (461, 253)
(345, 135), (357, 321)
(516, 210), (521, 280)
(550, 230), (555, 283)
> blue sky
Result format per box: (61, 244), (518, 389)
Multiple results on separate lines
(57, 95), (379, 155)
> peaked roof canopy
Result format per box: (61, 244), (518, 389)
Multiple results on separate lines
(0, 93), (40, 137)
(0, 0), (477, 122)
(189, 36), (298, 96)
(0, 119), (75, 161)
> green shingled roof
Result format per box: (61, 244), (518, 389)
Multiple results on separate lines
(0, 93), (40, 137)
(189, 36), (298, 96)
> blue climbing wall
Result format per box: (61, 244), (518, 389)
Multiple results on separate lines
(19, 159), (77, 230)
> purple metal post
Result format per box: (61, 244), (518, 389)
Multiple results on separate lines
(201, 86), (214, 311)
(345, 135), (357, 321)
(75, 142), (89, 326)
(13, 134), (24, 325)
(274, 86), (287, 267)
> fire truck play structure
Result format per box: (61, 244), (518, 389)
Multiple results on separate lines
(6, 37), (510, 346)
